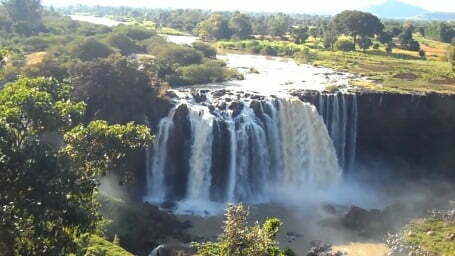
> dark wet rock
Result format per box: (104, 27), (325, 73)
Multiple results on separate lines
(322, 204), (337, 215)
(149, 243), (196, 256)
(165, 90), (179, 99)
(216, 102), (227, 110)
(342, 206), (372, 230)
(229, 102), (244, 117)
(208, 105), (215, 113)
(192, 92), (207, 103)
(160, 201), (177, 210)
(250, 94), (264, 100)
(306, 240), (342, 256)
(212, 89), (227, 98)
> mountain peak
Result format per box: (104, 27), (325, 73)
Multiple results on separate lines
(367, 0), (429, 19)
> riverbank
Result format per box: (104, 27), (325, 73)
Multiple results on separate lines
(217, 37), (455, 95)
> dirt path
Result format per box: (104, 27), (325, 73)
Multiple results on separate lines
(332, 243), (389, 256)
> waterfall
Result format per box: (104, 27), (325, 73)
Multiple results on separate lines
(186, 106), (214, 201)
(145, 106), (180, 203)
(317, 93), (358, 172)
(145, 91), (355, 213)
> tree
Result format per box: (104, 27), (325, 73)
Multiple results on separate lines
(378, 32), (393, 45)
(398, 28), (420, 51)
(2, 0), (43, 32)
(229, 12), (252, 39)
(268, 13), (291, 38)
(0, 77), (152, 255)
(70, 56), (158, 124)
(358, 37), (373, 52)
(193, 204), (294, 256)
(196, 14), (232, 40)
(449, 45), (455, 72)
(70, 38), (113, 61)
(331, 10), (384, 49)
(290, 26), (309, 44)
(323, 29), (338, 50)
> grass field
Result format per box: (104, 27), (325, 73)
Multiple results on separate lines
(218, 36), (455, 95)
(404, 219), (455, 256)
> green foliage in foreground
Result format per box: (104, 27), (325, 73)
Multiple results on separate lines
(0, 77), (152, 255)
(404, 219), (455, 256)
(99, 194), (191, 255)
(449, 45), (455, 72)
(193, 204), (295, 256)
(83, 235), (134, 256)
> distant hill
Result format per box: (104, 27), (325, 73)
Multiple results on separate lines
(415, 12), (455, 21)
(366, 0), (428, 19)
(366, 0), (455, 20)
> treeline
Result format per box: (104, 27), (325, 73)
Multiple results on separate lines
(0, 4), (239, 87)
(59, 5), (455, 47)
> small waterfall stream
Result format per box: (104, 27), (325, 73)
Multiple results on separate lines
(144, 90), (357, 214)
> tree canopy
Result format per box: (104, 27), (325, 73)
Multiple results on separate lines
(0, 77), (152, 255)
(229, 13), (252, 39)
(1, 0), (43, 34)
(331, 10), (384, 49)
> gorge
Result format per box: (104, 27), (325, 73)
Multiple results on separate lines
(142, 53), (455, 217)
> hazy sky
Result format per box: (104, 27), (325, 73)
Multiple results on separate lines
(43, 0), (455, 13)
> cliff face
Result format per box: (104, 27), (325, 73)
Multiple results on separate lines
(355, 92), (455, 181)
(297, 91), (455, 182)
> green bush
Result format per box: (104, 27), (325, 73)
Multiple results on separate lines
(449, 45), (455, 72)
(106, 33), (141, 56)
(193, 204), (295, 256)
(335, 39), (355, 51)
(70, 38), (113, 61)
(176, 60), (238, 85)
(260, 45), (278, 56)
(192, 42), (217, 58)
(113, 25), (154, 40)
(154, 44), (204, 67)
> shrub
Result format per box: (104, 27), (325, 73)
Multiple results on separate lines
(192, 42), (217, 58)
(70, 38), (113, 61)
(335, 39), (355, 51)
(449, 45), (455, 72)
(373, 43), (380, 49)
(295, 47), (315, 63)
(154, 45), (204, 67)
(193, 204), (295, 256)
(107, 33), (141, 56)
(176, 60), (238, 85)
(358, 37), (373, 52)
(113, 26), (154, 40)
(260, 45), (278, 56)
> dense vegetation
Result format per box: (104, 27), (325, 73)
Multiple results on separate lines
(193, 205), (295, 256)
(0, 77), (152, 255)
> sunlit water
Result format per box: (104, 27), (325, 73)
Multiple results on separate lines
(69, 15), (124, 27)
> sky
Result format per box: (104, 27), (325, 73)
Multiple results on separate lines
(43, 0), (455, 14)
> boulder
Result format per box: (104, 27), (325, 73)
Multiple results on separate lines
(149, 243), (196, 256)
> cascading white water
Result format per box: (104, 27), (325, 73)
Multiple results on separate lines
(318, 93), (358, 171)
(146, 106), (178, 203)
(144, 92), (349, 214)
(278, 98), (341, 187)
(186, 106), (214, 201)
